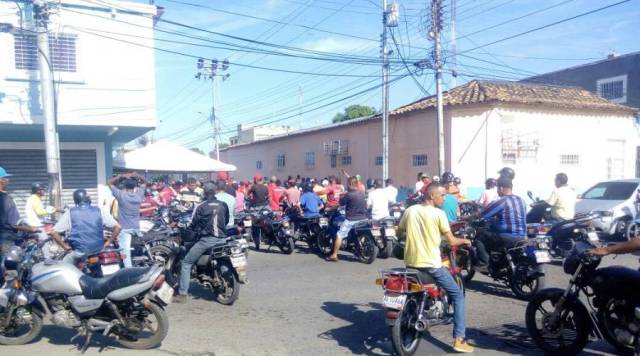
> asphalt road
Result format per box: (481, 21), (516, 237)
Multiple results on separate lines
(2, 243), (635, 356)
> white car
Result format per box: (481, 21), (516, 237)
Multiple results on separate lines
(575, 179), (640, 237)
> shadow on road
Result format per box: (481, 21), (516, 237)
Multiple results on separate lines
(464, 279), (517, 299)
(34, 325), (120, 352)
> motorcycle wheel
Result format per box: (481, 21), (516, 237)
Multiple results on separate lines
(279, 235), (295, 255)
(525, 291), (589, 355)
(456, 252), (475, 283)
(315, 230), (333, 257)
(391, 296), (422, 356)
(510, 262), (545, 301)
(356, 234), (378, 264)
(0, 307), (43, 345)
(149, 245), (178, 288)
(378, 240), (393, 259)
(116, 301), (169, 350)
(213, 263), (240, 305)
(599, 300), (637, 354)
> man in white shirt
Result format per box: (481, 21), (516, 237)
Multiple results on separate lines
(384, 178), (398, 204)
(546, 173), (576, 221)
(477, 178), (498, 207)
(414, 172), (425, 193)
(367, 179), (392, 220)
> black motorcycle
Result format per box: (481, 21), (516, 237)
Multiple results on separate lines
(316, 209), (380, 264)
(526, 227), (640, 355)
(250, 207), (295, 254)
(466, 220), (550, 300)
(372, 217), (397, 259)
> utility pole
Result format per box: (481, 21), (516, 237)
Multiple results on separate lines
(429, 0), (445, 175)
(34, 0), (62, 210)
(449, 0), (457, 88)
(196, 58), (229, 160)
(381, 1), (398, 187)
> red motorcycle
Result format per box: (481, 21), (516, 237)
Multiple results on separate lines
(376, 245), (464, 356)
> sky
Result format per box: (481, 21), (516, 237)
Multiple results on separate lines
(138, 0), (640, 154)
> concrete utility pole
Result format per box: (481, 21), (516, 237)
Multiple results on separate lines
(34, 0), (62, 210)
(449, 0), (457, 88)
(430, 0), (445, 175)
(381, 1), (398, 187)
(196, 58), (229, 160)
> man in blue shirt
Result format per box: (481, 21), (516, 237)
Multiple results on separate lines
(440, 172), (460, 222)
(474, 177), (526, 267)
(299, 183), (323, 218)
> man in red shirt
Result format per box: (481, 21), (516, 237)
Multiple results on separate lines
(269, 178), (286, 211)
(157, 180), (175, 206)
(325, 176), (344, 210)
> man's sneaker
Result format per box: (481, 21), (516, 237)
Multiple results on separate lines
(173, 294), (187, 304)
(453, 338), (474, 353)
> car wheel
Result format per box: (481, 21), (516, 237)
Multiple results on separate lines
(615, 217), (631, 240)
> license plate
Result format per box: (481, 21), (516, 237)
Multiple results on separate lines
(231, 255), (247, 267)
(101, 264), (120, 276)
(319, 218), (329, 227)
(393, 212), (401, 218)
(534, 250), (551, 263)
(243, 220), (252, 227)
(371, 230), (381, 237)
(383, 294), (406, 310)
(587, 231), (599, 242)
(384, 228), (396, 236)
(156, 282), (174, 305)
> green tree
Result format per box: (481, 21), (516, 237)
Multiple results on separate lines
(332, 104), (377, 123)
(190, 147), (205, 155)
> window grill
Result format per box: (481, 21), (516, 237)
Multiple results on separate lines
(14, 33), (77, 72)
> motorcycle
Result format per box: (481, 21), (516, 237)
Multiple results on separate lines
(376, 243), (464, 356)
(316, 209), (380, 264)
(526, 224), (640, 355)
(0, 240), (171, 352)
(372, 217), (397, 259)
(284, 204), (329, 250)
(450, 221), (476, 283)
(465, 220), (550, 300)
(250, 208), (295, 254)
(234, 211), (255, 243)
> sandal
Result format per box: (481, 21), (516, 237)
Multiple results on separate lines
(326, 256), (338, 262)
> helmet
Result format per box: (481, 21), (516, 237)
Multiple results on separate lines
(3, 245), (23, 270)
(441, 172), (455, 184)
(144, 188), (153, 197)
(498, 167), (515, 180)
(72, 189), (90, 205)
(431, 176), (440, 183)
(453, 177), (462, 185)
(31, 182), (46, 194)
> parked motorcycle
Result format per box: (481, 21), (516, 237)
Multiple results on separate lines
(250, 208), (295, 254)
(283, 205), (328, 249)
(372, 217), (397, 259)
(0, 240), (171, 351)
(376, 244), (464, 356)
(526, 225), (640, 355)
(316, 209), (380, 264)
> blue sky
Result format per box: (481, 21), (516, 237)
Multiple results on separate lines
(141, 0), (639, 153)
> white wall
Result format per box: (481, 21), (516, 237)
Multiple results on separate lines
(451, 106), (639, 199)
(0, 0), (156, 128)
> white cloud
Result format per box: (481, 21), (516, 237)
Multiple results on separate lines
(299, 37), (377, 53)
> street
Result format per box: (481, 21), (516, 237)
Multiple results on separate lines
(2, 243), (633, 356)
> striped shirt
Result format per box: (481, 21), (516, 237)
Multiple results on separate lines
(480, 195), (526, 237)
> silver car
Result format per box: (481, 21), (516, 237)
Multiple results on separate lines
(575, 179), (640, 237)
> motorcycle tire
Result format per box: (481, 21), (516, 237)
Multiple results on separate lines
(510, 262), (545, 301)
(378, 240), (393, 259)
(148, 245), (178, 287)
(599, 301), (637, 355)
(456, 253), (475, 283)
(116, 301), (169, 350)
(279, 236), (295, 255)
(213, 263), (240, 305)
(0, 307), (43, 345)
(315, 230), (333, 257)
(525, 290), (589, 355)
(390, 296), (422, 356)
(356, 234), (378, 264)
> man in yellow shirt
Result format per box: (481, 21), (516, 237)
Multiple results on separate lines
(397, 182), (474, 353)
(546, 173), (576, 221)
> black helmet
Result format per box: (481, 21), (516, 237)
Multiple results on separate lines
(73, 189), (90, 205)
(31, 182), (46, 194)
(498, 167), (515, 180)
(441, 172), (455, 184)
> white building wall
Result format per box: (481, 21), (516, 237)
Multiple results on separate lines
(0, 0), (157, 128)
(452, 106), (639, 200)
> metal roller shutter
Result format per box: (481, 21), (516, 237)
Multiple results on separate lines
(0, 149), (98, 215)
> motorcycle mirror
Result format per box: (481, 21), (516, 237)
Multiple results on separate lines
(527, 191), (534, 200)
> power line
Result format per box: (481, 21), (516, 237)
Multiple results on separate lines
(389, 28), (431, 96)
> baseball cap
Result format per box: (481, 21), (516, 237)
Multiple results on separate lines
(253, 174), (262, 182)
(0, 166), (12, 178)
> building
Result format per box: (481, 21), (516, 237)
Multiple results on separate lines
(229, 124), (292, 145)
(0, 0), (159, 209)
(523, 51), (640, 108)
(220, 80), (639, 198)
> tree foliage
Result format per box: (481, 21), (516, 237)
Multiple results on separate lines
(332, 104), (377, 123)
(190, 147), (205, 155)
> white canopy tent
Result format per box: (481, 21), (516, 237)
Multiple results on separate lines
(113, 140), (236, 172)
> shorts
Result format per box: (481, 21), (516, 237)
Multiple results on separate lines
(337, 219), (365, 239)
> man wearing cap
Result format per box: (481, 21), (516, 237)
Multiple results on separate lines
(0, 167), (38, 254)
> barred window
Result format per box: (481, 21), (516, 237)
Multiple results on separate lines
(14, 33), (77, 72)
(330, 155), (337, 168)
(304, 152), (315, 169)
(597, 75), (627, 103)
(276, 154), (286, 169)
(375, 156), (383, 166)
(560, 154), (579, 165)
(412, 154), (428, 167)
(256, 160), (263, 170)
(341, 156), (352, 166)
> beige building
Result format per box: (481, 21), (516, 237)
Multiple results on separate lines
(220, 80), (638, 198)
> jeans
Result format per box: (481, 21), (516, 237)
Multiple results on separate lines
(416, 266), (466, 339)
(117, 229), (139, 268)
(178, 236), (225, 296)
(475, 231), (525, 265)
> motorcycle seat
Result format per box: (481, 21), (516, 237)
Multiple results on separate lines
(353, 220), (371, 228)
(79, 267), (152, 300)
(406, 268), (437, 285)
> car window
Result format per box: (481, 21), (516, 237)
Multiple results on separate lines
(582, 182), (638, 200)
